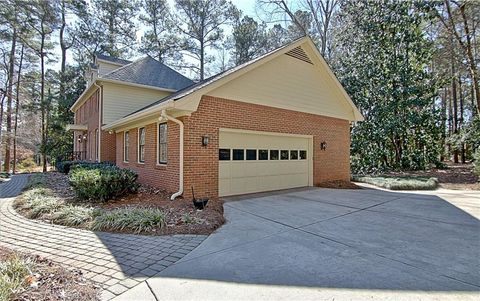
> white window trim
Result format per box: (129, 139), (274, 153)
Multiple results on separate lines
(156, 122), (168, 165)
(138, 127), (145, 164)
(123, 131), (129, 163)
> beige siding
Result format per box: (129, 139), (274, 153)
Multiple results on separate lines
(98, 61), (123, 76)
(208, 48), (355, 121)
(102, 83), (171, 125)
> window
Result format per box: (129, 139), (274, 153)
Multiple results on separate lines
(290, 150), (298, 160)
(270, 150), (279, 160)
(138, 127), (145, 163)
(233, 149), (244, 160)
(246, 149), (257, 160)
(299, 150), (307, 160)
(280, 150), (289, 160)
(259, 149), (268, 160)
(219, 149), (231, 160)
(124, 131), (129, 162)
(158, 123), (167, 164)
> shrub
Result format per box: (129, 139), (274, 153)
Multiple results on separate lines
(474, 150), (480, 178)
(69, 165), (139, 202)
(91, 207), (166, 233)
(56, 160), (114, 174)
(352, 175), (438, 190)
(16, 158), (37, 173)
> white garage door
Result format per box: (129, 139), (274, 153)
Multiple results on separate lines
(219, 129), (313, 197)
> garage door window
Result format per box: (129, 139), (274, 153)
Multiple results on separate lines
(299, 150), (307, 160)
(290, 150), (298, 160)
(233, 149), (244, 160)
(280, 150), (289, 160)
(259, 149), (268, 160)
(270, 150), (279, 160)
(219, 149), (231, 160)
(246, 149), (257, 160)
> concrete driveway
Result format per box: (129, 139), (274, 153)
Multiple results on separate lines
(116, 187), (480, 301)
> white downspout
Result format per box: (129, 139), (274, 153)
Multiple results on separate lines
(160, 110), (184, 201)
(93, 82), (102, 162)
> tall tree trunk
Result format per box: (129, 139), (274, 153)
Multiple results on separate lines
(41, 29), (47, 172)
(458, 76), (465, 163)
(59, 0), (67, 103)
(440, 88), (447, 162)
(459, 4), (480, 116)
(451, 55), (459, 163)
(13, 46), (24, 174)
(4, 28), (17, 173)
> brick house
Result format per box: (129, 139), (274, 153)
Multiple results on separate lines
(70, 37), (363, 199)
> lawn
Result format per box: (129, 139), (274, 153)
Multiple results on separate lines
(352, 175), (438, 190)
(0, 246), (98, 301)
(14, 172), (224, 235)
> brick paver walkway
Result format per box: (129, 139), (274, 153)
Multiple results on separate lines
(0, 174), (207, 300)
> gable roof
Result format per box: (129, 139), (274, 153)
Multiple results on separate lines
(104, 37), (363, 130)
(102, 56), (194, 91)
(95, 53), (132, 66)
(127, 37), (304, 116)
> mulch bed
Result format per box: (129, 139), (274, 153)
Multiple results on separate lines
(316, 180), (361, 189)
(0, 246), (99, 301)
(44, 172), (225, 235)
(385, 162), (479, 190)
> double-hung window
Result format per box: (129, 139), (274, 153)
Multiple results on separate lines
(138, 127), (145, 163)
(124, 131), (129, 162)
(158, 123), (167, 164)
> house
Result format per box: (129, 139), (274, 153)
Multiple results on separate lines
(67, 53), (194, 162)
(70, 37), (363, 199)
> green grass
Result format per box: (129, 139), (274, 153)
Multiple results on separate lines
(352, 175), (438, 190)
(0, 254), (34, 301)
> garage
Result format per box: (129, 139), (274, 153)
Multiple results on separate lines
(218, 129), (313, 196)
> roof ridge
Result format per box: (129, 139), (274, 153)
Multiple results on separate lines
(100, 56), (150, 78)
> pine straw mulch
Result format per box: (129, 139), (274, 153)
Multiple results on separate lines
(43, 172), (225, 236)
(0, 246), (99, 301)
(316, 180), (362, 189)
(385, 162), (479, 190)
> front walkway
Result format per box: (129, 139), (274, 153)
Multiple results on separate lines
(0, 174), (207, 300)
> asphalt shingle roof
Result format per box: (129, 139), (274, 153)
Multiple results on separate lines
(95, 53), (132, 65)
(102, 56), (194, 91)
(126, 37), (306, 117)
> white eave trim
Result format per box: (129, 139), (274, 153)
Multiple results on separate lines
(66, 124), (88, 131)
(97, 78), (177, 93)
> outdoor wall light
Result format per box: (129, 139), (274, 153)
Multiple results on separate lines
(202, 136), (209, 147)
(77, 135), (82, 143)
(83, 134), (88, 141)
(320, 141), (327, 151)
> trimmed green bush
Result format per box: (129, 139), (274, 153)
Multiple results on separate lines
(69, 165), (139, 202)
(91, 207), (167, 233)
(352, 175), (438, 190)
(56, 160), (115, 174)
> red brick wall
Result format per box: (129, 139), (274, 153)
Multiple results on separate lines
(72, 88), (116, 162)
(116, 95), (351, 199)
(116, 121), (180, 192)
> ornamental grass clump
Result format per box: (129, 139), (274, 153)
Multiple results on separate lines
(69, 165), (139, 202)
(0, 254), (34, 301)
(51, 206), (100, 226)
(91, 207), (167, 233)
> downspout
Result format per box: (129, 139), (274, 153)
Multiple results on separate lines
(160, 109), (184, 201)
(93, 82), (102, 162)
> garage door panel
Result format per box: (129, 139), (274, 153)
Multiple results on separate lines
(219, 130), (312, 197)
